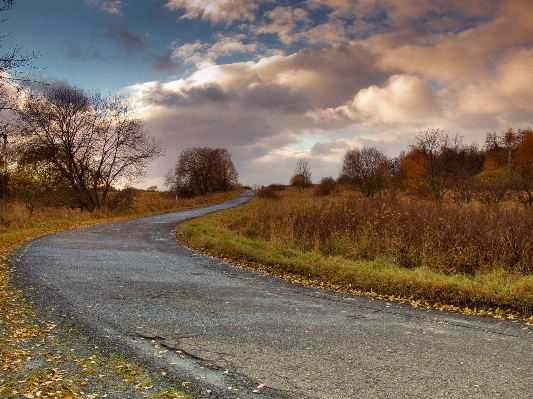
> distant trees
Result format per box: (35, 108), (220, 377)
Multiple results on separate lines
(481, 128), (533, 206)
(339, 147), (390, 198)
(165, 147), (239, 197)
(400, 129), (484, 203)
(14, 84), (163, 211)
(290, 158), (312, 187)
(330, 127), (533, 206)
(402, 129), (460, 203)
(512, 129), (533, 206)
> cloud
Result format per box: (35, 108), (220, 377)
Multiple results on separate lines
(171, 34), (259, 67)
(255, 6), (310, 45)
(144, 49), (181, 72)
(103, 24), (147, 53)
(164, 0), (268, 23)
(127, 44), (392, 185)
(325, 74), (441, 126)
(134, 0), (533, 187)
(310, 140), (350, 156)
(452, 48), (533, 122)
(65, 43), (107, 61)
(84, 0), (124, 15)
(208, 33), (258, 58)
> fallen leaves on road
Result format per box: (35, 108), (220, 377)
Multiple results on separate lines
(1, 256), (189, 398)
(195, 250), (533, 325)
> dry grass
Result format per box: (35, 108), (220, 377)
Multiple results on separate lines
(178, 187), (533, 320)
(0, 189), (241, 398)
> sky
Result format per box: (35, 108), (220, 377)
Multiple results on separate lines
(3, 0), (533, 188)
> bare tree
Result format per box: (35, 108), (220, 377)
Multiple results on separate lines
(0, 0), (38, 111)
(407, 129), (461, 203)
(484, 128), (523, 174)
(165, 147), (239, 197)
(290, 158), (312, 187)
(440, 144), (484, 203)
(0, 0), (38, 198)
(15, 84), (163, 211)
(339, 147), (390, 198)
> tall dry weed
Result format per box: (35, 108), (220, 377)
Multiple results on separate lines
(224, 188), (533, 275)
(0, 190), (240, 234)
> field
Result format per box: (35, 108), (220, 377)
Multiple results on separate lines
(178, 186), (533, 322)
(0, 189), (240, 398)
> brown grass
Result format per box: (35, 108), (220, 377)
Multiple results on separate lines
(177, 187), (533, 320)
(222, 189), (533, 274)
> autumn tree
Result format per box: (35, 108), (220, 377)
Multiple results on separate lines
(339, 147), (390, 198)
(8, 160), (72, 214)
(484, 128), (523, 173)
(15, 84), (163, 211)
(510, 129), (533, 206)
(478, 128), (527, 205)
(403, 129), (462, 203)
(165, 147), (238, 197)
(474, 170), (512, 205)
(290, 158), (312, 187)
(440, 144), (484, 203)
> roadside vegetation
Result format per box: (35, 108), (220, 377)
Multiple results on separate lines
(178, 128), (533, 324)
(178, 187), (533, 322)
(1, 189), (241, 398)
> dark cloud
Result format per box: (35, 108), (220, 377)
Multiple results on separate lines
(141, 83), (231, 107)
(144, 49), (181, 72)
(103, 24), (147, 53)
(242, 83), (312, 113)
(66, 43), (107, 61)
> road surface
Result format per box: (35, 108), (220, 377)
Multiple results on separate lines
(11, 190), (533, 398)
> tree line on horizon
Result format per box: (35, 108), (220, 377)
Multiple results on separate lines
(285, 127), (533, 206)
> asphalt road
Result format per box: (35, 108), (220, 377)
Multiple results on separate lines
(11, 190), (533, 398)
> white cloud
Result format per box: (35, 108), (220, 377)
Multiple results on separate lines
(164, 0), (268, 23)
(172, 35), (259, 66)
(84, 0), (124, 15)
(327, 74), (441, 126)
(255, 6), (310, 45)
(135, 0), (533, 186)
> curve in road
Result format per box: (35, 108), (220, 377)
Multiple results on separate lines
(11, 190), (533, 398)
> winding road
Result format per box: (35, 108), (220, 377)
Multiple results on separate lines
(11, 190), (533, 398)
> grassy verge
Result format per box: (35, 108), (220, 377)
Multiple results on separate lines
(177, 193), (533, 324)
(1, 190), (241, 398)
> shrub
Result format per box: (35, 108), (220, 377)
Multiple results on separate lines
(314, 177), (336, 196)
(107, 187), (137, 211)
(256, 186), (280, 200)
(268, 183), (286, 191)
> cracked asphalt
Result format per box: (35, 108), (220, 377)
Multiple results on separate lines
(10, 190), (533, 398)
